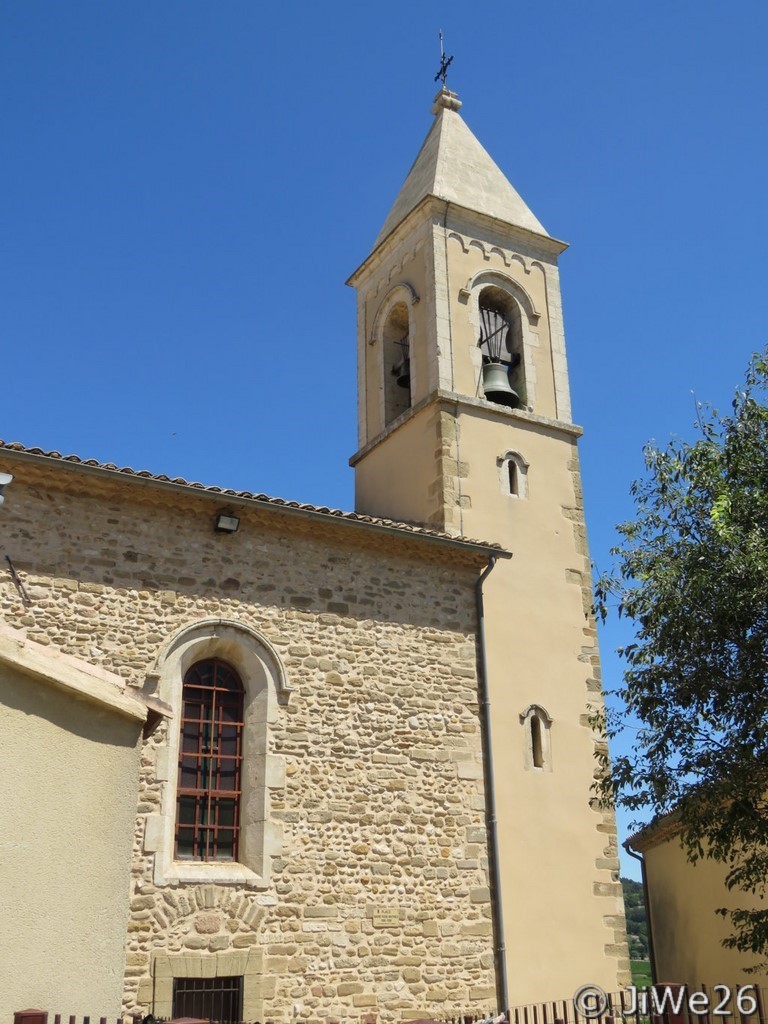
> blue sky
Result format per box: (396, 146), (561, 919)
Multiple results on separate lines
(2, 2), (767, 881)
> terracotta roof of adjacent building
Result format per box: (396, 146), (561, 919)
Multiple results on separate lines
(0, 439), (507, 555)
(625, 809), (682, 852)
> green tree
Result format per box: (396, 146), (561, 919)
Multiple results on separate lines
(595, 349), (768, 961)
(621, 877), (649, 959)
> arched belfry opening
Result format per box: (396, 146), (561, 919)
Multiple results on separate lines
(382, 301), (411, 425)
(478, 286), (525, 409)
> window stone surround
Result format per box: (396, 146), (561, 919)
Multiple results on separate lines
(144, 947), (268, 1021)
(145, 618), (290, 888)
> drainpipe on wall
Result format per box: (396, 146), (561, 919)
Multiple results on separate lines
(623, 839), (657, 984)
(475, 555), (508, 1013)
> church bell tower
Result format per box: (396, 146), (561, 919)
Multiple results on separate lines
(348, 88), (630, 1003)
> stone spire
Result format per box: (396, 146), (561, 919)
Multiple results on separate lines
(374, 89), (549, 248)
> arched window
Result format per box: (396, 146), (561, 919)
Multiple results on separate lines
(498, 450), (529, 499)
(477, 286), (525, 409)
(176, 658), (245, 861)
(382, 301), (411, 425)
(520, 704), (553, 771)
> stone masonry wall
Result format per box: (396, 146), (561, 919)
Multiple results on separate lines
(0, 461), (496, 1023)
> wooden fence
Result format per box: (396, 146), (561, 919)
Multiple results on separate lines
(12, 1016), (125, 1024)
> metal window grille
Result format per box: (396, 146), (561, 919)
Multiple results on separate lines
(175, 658), (244, 862)
(172, 975), (244, 1023)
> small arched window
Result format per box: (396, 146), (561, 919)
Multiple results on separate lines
(520, 704), (552, 771)
(498, 450), (529, 499)
(382, 301), (411, 425)
(176, 658), (245, 861)
(478, 286), (526, 409)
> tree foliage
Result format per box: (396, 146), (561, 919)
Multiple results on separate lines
(595, 349), (768, 960)
(621, 878), (650, 959)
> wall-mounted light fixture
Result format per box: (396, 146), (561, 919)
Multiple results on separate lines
(215, 512), (240, 533)
(0, 472), (13, 508)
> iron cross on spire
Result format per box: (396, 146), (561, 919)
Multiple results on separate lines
(434, 30), (454, 87)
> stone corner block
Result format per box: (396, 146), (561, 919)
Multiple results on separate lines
(144, 813), (164, 853)
(265, 753), (286, 790)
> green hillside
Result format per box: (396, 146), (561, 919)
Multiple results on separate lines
(622, 877), (649, 960)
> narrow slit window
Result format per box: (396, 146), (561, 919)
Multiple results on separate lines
(531, 715), (543, 768)
(508, 459), (518, 496)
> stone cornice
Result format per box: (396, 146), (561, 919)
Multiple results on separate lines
(435, 391), (583, 437)
(350, 390), (583, 468)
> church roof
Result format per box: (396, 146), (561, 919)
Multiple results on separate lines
(0, 439), (507, 557)
(374, 89), (549, 247)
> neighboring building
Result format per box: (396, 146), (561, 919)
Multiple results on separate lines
(0, 87), (629, 1022)
(0, 624), (168, 1016)
(628, 819), (768, 991)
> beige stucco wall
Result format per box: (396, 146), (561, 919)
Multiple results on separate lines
(0, 460), (497, 1023)
(644, 836), (768, 990)
(457, 410), (625, 1002)
(0, 659), (141, 1015)
(354, 402), (442, 526)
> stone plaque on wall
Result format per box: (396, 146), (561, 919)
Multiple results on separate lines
(372, 908), (401, 928)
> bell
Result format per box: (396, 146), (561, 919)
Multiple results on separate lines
(393, 357), (411, 390)
(482, 361), (519, 409)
